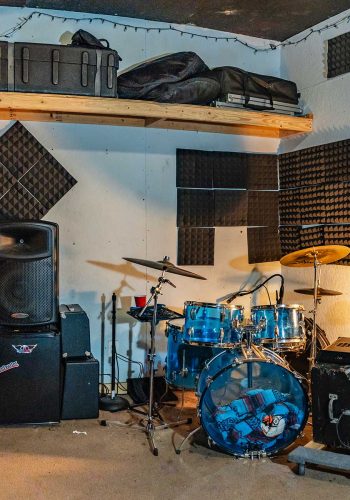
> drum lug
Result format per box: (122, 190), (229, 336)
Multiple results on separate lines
(206, 375), (213, 387)
(188, 327), (194, 339)
(180, 367), (189, 377)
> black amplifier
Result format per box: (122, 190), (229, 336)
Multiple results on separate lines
(316, 337), (350, 364)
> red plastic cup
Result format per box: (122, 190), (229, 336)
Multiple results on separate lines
(134, 295), (147, 307)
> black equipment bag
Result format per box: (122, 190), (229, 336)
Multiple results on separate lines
(118, 51), (209, 99)
(144, 74), (221, 105)
(210, 66), (299, 110)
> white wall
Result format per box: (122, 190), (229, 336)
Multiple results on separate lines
(280, 9), (350, 343)
(0, 7), (282, 380)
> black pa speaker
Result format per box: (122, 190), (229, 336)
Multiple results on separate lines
(0, 221), (59, 327)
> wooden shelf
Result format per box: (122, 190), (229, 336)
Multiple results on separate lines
(0, 92), (312, 138)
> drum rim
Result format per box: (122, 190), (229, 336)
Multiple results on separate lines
(198, 358), (309, 457)
(166, 318), (185, 331)
(251, 304), (304, 311)
(185, 301), (244, 310)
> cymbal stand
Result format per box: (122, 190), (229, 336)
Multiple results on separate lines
(309, 253), (320, 378)
(102, 271), (191, 456)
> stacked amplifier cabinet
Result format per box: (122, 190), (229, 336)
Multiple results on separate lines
(0, 221), (61, 424)
(312, 337), (350, 448)
(59, 304), (99, 419)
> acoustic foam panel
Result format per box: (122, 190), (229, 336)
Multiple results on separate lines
(299, 184), (326, 225)
(247, 226), (281, 264)
(246, 154), (278, 190)
(177, 227), (215, 266)
(279, 189), (300, 226)
(214, 190), (247, 226)
(328, 31), (350, 79)
(324, 139), (350, 184)
(300, 226), (324, 248)
(0, 122), (77, 220)
(177, 189), (214, 227)
(279, 226), (301, 256)
(324, 182), (350, 223)
(248, 191), (279, 226)
(279, 150), (301, 190)
(324, 224), (350, 265)
(176, 149), (213, 188)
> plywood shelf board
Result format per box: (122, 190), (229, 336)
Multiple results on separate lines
(0, 92), (313, 138)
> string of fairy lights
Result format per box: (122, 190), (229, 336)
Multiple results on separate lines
(0, 9), (349, 53)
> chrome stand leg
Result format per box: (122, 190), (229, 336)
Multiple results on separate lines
(175, 426), (202, 454)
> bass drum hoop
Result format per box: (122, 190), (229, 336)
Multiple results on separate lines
(198, 356), (309, 457)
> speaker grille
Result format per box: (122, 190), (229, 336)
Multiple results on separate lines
(0, 256), (56, 326)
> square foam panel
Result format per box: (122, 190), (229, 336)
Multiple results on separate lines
(300, 226), (325, 248)
(177, 227), (215, 266)
(324, 225), (350, 265)
(279, 226), (301, 256)
(299, 184), (326, 225)
(0, 121), (77, 219)
(328, 32), (350, 78)
(324, 182), (350, 223)
(176, 149), (213, 188)
(214, 190), (248, 226)
(212, 152), (247, 188)
(279, 150), (301, 190)
(247, 227), (281, 263)
(177, 189), (214, 227)
(248, 191), (279, 226)
(246, 154), (278, 190)
(279, 189), (301, 226)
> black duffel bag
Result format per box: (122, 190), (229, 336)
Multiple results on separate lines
(144, 74), (220, 105)
(118, 52), (209, 99)
(210, 66), (299, 109)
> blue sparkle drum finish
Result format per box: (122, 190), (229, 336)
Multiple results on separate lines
(183, 302), (244, 345)
(197, 347), (308, 457)
(165, 319), (225, 390)
(251, 304), (305, 350)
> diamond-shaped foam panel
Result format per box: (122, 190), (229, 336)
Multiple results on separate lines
(176, 149), (213, 188)
(214, 190), (247, 226)
(328, 31), (350, 78)
(177, 189), (214, 227)
(0, 122), (46, 178)
(177, 227), (215, 265)
(0, 182), (47, 220)
(0, 121), (77, 219)
(20, 152), (77, 210)
(248, 191), (279, 226)
(247, 154), (278, 190)
(248, 226), (281, 263)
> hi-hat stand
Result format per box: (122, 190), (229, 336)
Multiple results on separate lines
(102, 270), (191, 456)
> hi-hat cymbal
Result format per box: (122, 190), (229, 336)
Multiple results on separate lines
(123, 256), (207, 280)
(294, 287), (342, 297)
(280, 245), (350, 267)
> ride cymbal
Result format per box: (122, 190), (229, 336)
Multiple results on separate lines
(123, 256), (207, 280)
(294, 287), (342, 297)
(280, 245), (350, 267)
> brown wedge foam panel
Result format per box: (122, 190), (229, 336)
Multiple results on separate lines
(299, 184), (326, 225)
(177, 227), (215, 266)
(324, 139), (350, 184)
(300, 226), (325, 248)
(177, 189), (214, 227)
(279, 189), (300, 226)
(247, 226), (281, 263)
(248, 191), (279, 226)
(246, 154), (278, 190)
(0, 122), (77, 220)
(214, 190), (248, 226)
(324, 225), (350, 265)
(325, 182), (350, 223)
(279, 226), (301, 256)
(328, 32), (350, 78)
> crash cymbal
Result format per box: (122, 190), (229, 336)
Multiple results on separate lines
(280, 245), (350, 267)
(294, 287), (342, 296)
(123, 256), (207, 280)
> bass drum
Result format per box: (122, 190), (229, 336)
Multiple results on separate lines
(284, 318), (330, 379)
(197, 346), (308, 457)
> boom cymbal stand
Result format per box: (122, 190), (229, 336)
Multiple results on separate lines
(102, 270), (191, 456)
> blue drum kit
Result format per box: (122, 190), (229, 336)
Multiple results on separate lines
(124, 245), (349, 457)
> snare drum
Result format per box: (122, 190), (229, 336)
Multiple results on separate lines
(184, 301), (244, 345)
(251, 304), (305, 351)
(165, 319), (225, 390)
(197, 345), (308, 457)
